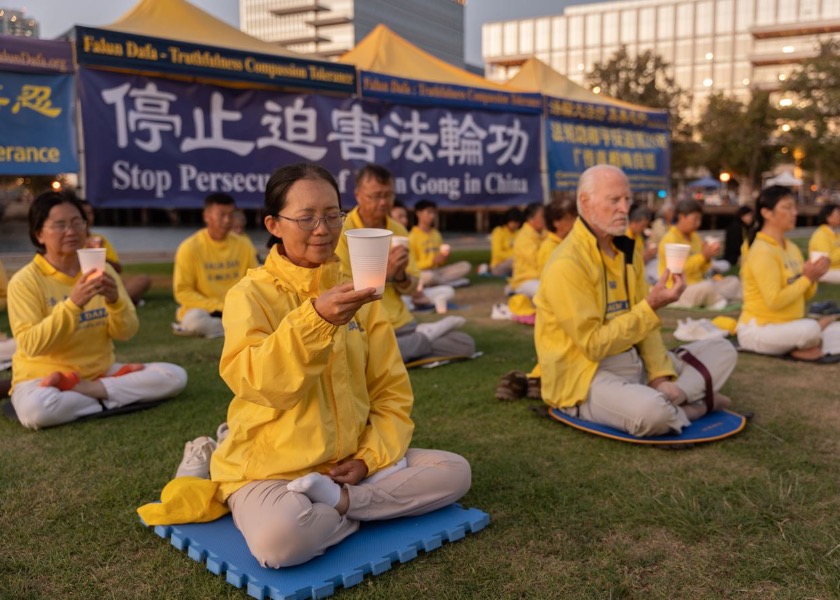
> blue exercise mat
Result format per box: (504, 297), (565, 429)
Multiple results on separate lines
(145, 504), (489, 600)
(548, 408), (747, 445)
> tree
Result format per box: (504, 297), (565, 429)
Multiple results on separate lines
(587, 46), (698, 175)
(780, 40), (840, 186)
(696, 91), (778, 198)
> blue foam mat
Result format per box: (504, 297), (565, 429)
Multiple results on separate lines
(146, 504), (489, 600)
(548, 408), (747, 445)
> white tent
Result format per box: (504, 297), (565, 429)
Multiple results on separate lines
(765, 171), (803, 187)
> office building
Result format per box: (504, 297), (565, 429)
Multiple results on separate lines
(482, 0), (840, 118)
(240, 0), (467, 67)
(0, 8), (39, 37)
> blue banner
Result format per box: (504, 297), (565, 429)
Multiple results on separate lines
(0, 72), (78, 175)
(78, 68), (542, 208)
(0, 36), (73, 74)
(545, 98), (670, 193)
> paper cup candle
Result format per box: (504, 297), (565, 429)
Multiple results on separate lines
(345, 229), (394, 294)
(664, 243), (691, 275)
(77, 248), (106, 278)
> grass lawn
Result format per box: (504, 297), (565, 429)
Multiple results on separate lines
(1, 246), (840, 599)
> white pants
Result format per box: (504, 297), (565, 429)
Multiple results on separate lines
(672, 277), (741, 309)
(419, 261), (471, 287)
(819, 269), (840, 284)
(0, 337), (15, 362)
(737, 318), (840, 356)
(11, 362), (188, 429)
(514, 279), (539, 298)
(565, 339), (737, 437)
(227, 448), (471, 568)
(179, 308), (224, 339)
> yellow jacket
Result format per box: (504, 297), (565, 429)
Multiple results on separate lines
(8, 253), (137, 389)
(657, 226), (710, 285)
(212, 246), (414, 500)
(740, 231), (816, 326)
(490, 225), (517, 268)
(173, 229), (257, 320)
(808, 224), (840, 268)
(510, 222), (544, 289)
(409, 226), (443, 271)
(537, 231), (563, 272)
(0, 258), (7, 312)
(90, 231), (120, 266)
(336, 208), (418, 330)
(535, 219), (674, 409)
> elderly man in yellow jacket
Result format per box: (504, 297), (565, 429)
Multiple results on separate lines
(535, 165), (738, 437)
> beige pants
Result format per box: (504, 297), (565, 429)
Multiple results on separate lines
(671, 276), (741, 309)
(820, 269), (840, 284)
(11, 362), (188, 429)
(737, 318), (840, 356)
(565, 338), (737, 437)
(0, 337), (15, 362)
(491, 259), (513, 277)
(227, 448), (472, 568)
(419, 261), (472, 287)
(179, 308), (224, 338)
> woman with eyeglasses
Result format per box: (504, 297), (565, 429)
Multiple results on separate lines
(6, 191), (187, 429)
(207, 163), (471, 568)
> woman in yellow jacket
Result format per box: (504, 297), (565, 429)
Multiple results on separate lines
(738, 186), (840, 359)
(210, 163), (471, 568)
(7, 192), (187, 429)
(807, 202), (840, 284)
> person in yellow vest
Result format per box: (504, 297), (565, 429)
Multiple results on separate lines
(207, 163), (471, 567)
(657, 199), (741, 309)
(510, 202), (546, 298)
(535, 165), (737, 436)
(6, 192), (187, 429)
(336, 164), (474, 363)
(0, 258), (14, 364)
(483, 207), (521, 277)
(738, 186), (840, 359)
(807, 203), (840, 284)
(537, 198), (577, 271)
(79, 200), (152, 306)
(173, 193), (258, 338)
(409, 199), (471, 288)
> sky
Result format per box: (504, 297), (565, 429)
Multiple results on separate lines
(19, 0), (575, 66)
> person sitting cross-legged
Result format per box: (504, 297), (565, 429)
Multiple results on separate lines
(7, 191), (187, 430)
(484, 207), (521, 277)
(807, 202), (840, 285)
(509, 202), (546, 298)
(409, 199), (471, 288)
(536, 165), (737, 437)
(173, 193), (258, 338)
(738, 186), (840, 359)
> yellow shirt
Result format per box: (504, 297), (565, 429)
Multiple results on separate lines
(657, 226), (710, 285)
(537, 231), (563, 271)
(740, 231), (816, 326)
(336, 208), (418, 330)
(408, 226), (443, 271)
(173, 230), (258, 320)
(490, 225), (517, 268)
(535, 219), (673, 409)
(90, 231), (120, 265)
(8, 254), (138, 389)
(808, 224), (840, 268)
(510, 222), (545, 289)
(212, 247), (413, 500)
(0, 258), (8, 312)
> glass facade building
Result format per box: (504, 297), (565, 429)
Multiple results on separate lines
(0, 8), (39, 37)
(482, 0), (840, 118)
(240, 0), (466, 66)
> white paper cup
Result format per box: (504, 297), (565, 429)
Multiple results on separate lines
(810, 250), (829, 263)
(664, 243), (691, 275)
(345, 228), (393, 294)
(77, 248), (106, 277)
(439, 243), (451, 256)
(391, 235), (409, 248)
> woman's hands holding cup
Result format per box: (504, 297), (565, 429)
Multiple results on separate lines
(802, 255), (830, 283)
(313, 282), (381, 325)
(70, 270), (119, 307)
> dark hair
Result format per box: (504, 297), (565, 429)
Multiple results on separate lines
(544, 198), (577, 233)
(204, 193), (235, 208)
(414, 199), (437, 212)
(355, 163), (393, 186)
(629, 205), (652, 223)
(524, 202), (544, 221)
(736, 205), (753, 219)
(503, 207), (523, 224)
(748, 185), (795, 245)
(392, 200), (407, 210)
(28, 191), (87, 252)
(264, 163), (341, 249)
(675, 199), (703, 217)
(818, 202), (840, 226)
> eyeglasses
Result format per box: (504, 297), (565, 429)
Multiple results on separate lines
(360, 191), (395, 202)
(43, 219), (87, 233)
(275, 212), (345, 231)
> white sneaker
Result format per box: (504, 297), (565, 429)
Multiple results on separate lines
(709, 298), (728, 311)
(477, 263), (489, 275)
(673, 318), (728, 342)
(216, 422), (229, 445)
(416, 316), (466, 341)
(174, 436), (217, 479)
(491, 303), (513, 320)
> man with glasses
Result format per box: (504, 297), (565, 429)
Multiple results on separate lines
(172, 193), (258, 338)
(336, 164), (475, 363)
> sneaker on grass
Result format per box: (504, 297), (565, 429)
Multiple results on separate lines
(174, 436), (217, 479)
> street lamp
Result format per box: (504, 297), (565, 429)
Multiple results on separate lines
(719, 172), (731, 204)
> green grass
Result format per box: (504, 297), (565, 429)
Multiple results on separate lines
(2, 247), (840, 599)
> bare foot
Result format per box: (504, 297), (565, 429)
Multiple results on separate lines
(790, 346), (823, 361)
(682, 392), (732, 421)
(38, 371), (80, 391)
